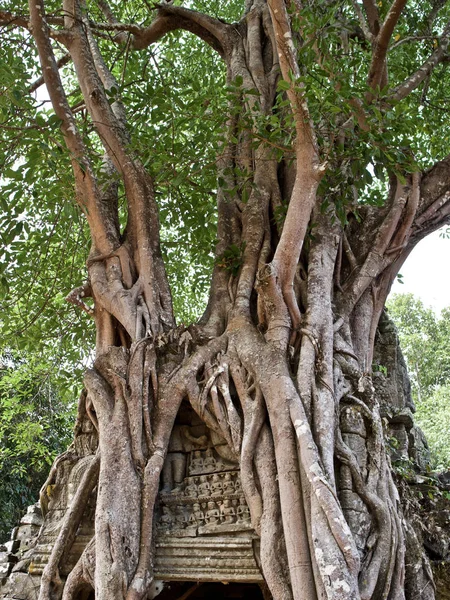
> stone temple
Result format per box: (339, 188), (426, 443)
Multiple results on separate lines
(0, 398), (266, 599)
(0, 312), (447, 599)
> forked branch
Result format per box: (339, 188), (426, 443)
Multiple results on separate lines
(95, 1), (232, 57)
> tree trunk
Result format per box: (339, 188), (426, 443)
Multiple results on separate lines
(5, 0), (450, 598)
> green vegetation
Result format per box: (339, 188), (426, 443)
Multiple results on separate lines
(0, 353), (75, 539)
(387, 293), (450, 469)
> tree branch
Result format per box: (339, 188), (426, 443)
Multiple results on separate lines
(351, 0), (373, 42)
(28, 53), (71, 93)
(390, 19), (450, 102)
(2, 4), (231, 57)
(0, 9), (31, 29)
(1, 8), (68, 43)
(362, 0), (380, 36)
(27, 0), (114, 254)
(367, 0), (408, 91)
(267, 0), (325, 331)
(90, 3), (232, 58)
(411, 154), (450, 239)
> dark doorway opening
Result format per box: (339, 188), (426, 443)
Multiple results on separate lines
(74, 585), (95, 600)
(157, 581), (264, 600)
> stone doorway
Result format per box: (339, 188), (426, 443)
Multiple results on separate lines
(73, 586), (95, 600)
(156, 581), (264, 600)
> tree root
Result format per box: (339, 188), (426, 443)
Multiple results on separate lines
(39, 455), (99, 600)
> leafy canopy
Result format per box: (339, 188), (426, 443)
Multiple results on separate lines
(388, 293), (450, 468)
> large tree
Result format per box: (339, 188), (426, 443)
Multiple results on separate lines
(1, 0), (450, 599)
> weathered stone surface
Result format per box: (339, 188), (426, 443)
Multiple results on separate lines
(373, 310), (415, 414)
(154, 537), (263, 582)
(0, 405), (259, 598)
(409, 426), (431, 472)
(340, 406), (367, 437)
(0, 572), (38, 600)
(3, 541), (19, 555)
(19, 506), (42, 528)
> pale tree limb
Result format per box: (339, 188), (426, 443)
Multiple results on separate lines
(351, 0), (374, 42)
(29, 2), (140, 347)
(127, 336), (228, 600)
(267, 0), (325, 331)
(367, 0), (408, 91)
(27, 0), (124, 265)
(62, 0), (174, 337)
(28, 53), (71, 93)
(341, 176), (413, 312)
(411, 154), (450, 239)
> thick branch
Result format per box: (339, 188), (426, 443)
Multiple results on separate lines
(367, 0), (408, 90)
(92, 4), (232, 57)
(267, 0), (325, 330)
(351, 0), (373, 42)
(28, 53), (71, 93)
(362, 0), (381, 36)
(411, 154), (450, 239)
(28, 0), (117, 256)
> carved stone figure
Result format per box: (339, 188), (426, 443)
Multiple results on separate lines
(236, 497), (250, 524)
(189, 450), (204, 474)
(157, 506), (174, 532)
(184, 477), (198, 498)
(234, 476), (242, 494)
(203, 448), (217, 471)
(220, 499), (236, 524)
(205, 501), (220, 525)
(189, 503), (205, 527)
(223, 472), (235, 495)
(198, 475), (211, 497)
(211, 474), (223, 497)
(162, 426), (207, 492)
(174, 506), (187, 530)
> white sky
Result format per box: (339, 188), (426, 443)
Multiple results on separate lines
(389, 227), (450, 313)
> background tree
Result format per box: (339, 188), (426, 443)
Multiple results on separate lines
(388, 292), (450, 468)
(0, 352), (74, 540)
(1, 1), (450, 599)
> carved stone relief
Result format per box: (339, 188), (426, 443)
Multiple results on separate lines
(153, 405), (261, 583)
(156, 425), (253, 538)
(0, 404), (263, 597)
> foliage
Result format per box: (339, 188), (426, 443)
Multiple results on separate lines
(415, 385), (450, 470)
(387, 293), (450, 468)
(387, 293), (450, 399)
(0, 353), (75, 540)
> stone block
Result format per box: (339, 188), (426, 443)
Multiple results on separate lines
(20, 505), (42, 528)
(342, 433), (367, 471)
(4, 540), (19, 554)
(0, 561), (12, 579)
(340, 406), (366, 437)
